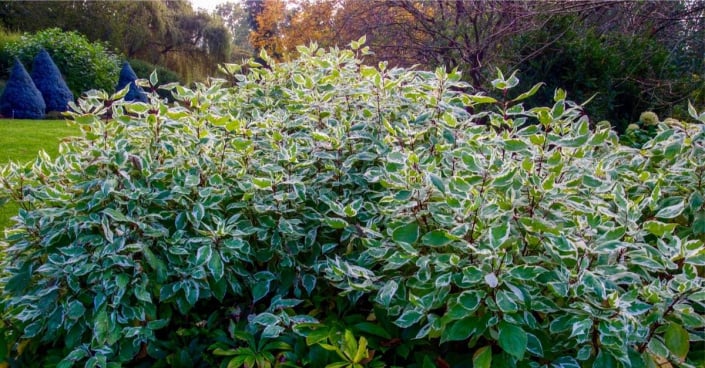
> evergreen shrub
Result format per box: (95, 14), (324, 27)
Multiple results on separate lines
(30, 49), (73, 113)
(0, 43), (704, 367)
(2, 28), (120, 96)
(0, 58), (44, 119)
(115, 61), (147, 103)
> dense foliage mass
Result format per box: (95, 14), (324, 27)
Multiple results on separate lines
(30, 49), (74, 113)
(115, 62), (147, 103)
(0, 59), (45, 119)
(0, 44), (704, 367)
(1, 28), (120, 97)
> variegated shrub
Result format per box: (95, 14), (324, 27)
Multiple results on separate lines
(0, 42), (703, 367)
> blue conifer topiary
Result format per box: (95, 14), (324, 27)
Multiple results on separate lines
(0, 58), (45, 119)
(30, 49), (74, 113)
(116, 62), (147, 103)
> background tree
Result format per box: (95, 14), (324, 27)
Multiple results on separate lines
(248, 0), (289, 59)
(247, 0), (705, 129)
(116, 62), (147, 103)
(215, 1), (254, 61)
(30, 49), (73, 113)
(0, 59), (45, 119)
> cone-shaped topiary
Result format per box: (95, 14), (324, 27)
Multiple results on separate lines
(115, 61), (147, 102)
(0, 58), (45, 119)
(30, 49), (74, 113)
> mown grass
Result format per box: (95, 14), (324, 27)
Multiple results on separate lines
(0, 119), (80, 232)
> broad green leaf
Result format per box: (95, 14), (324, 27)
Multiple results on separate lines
(195, 245), (212, 266)
(469, 95), (497, 104)
(496, 290), (519, 313)
(594, 350), (618, 368)
(490, 222), (510, 248)
(325, 218), (348, 229)
(457, 291), (482, 312)
(498, 321), (527, 359)
(252, 177), (272, 190)
(302, 274), (316, 295)
(526, 333), (543, 357)
(429, 173), (445, 193)
(103, 208), (129, 222)
(149, 69), (158, 86)
(377, 280), (398, 307)
(473, 346), (492, 368)
(184, 282), (199, 306)
(207, 252), (224, 280)
(655, 201), (684, 219)
(252, 279), (271, 303)
(551, 356), (580, 368)
(421, 230), (455, 247)
(504, 139), (528, 152)
(643, 221), (677, 237)
(443, 317), (480, 342)
(394, 309), (424, 328)
(511, 82), (544, 103)
(392, 222), (419, 245)
(664, 323), (689, 359)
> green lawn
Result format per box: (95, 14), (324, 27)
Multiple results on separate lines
(0, 119), (80, 232)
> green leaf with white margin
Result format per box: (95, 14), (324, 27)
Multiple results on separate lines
(490, 221), (510, 248)
(457, 290), (483, 312)
(594, 350), (618, 368)
(184, 282), (199, 306)
(394, 309), (424, 328)
(664, 323), (689, 360)
(473, 346), (492, 368)
(643, 221), (677, 237)
(195, 245), (212, 266)
(504, 139), (528, 152)
(655, 200), (684, 219)
(377, 280), (398, 307)
(498, 321), (528, 359)
(429, 173), (445, 193)
(207, 251), (224, 280)
(421, 230), (455, 247)
(392, 222), (419, 245)
(325, 217), (348, 229)
(252, 177), (272, 190)
(551, 356), (580, 368)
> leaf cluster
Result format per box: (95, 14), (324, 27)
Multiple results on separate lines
(0, 42), (704, 367)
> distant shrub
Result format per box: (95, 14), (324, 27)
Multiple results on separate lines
(0, 26), (21, 79)
(115, 61), (147, 102)
(2, 28), (120, 96)
(30, 49), (73, 112)
(0, 58), (44, 119)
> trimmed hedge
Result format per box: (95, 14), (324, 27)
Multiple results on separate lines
(0, 58), (44, 119)
(30, 49), (73, 112)
(115, 61), (147, 103)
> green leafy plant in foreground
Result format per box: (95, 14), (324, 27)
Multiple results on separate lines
(0, 41), (704, 367)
